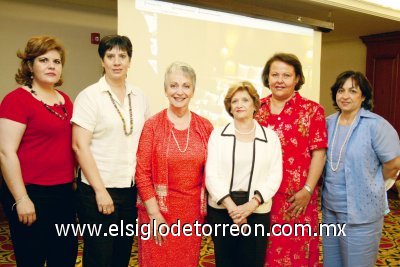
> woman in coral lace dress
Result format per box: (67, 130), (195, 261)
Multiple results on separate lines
(135, 61), (213, 267)
(255, 53), (328, 267)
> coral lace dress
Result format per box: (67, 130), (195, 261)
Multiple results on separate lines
(137, 115), (211, 267)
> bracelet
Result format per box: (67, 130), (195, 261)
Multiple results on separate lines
(252, 196), (261, 206)
(303, 184), (313, 195)
(11, 195), (29, 211)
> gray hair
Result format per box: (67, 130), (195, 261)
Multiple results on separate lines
(164, 61), (196, 91)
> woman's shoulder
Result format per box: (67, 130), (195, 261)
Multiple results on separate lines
(0, 88), (32, 119)
(1, 87), (30, 103)
(191, 111), (213, 129)
(212, 124), (227, 133)
(361, 109), (384, 120)
(326, 112), (339, 121)
(259, 124), (274, 133)
(129, 84), (147, 97)
(78, 81), (101, 96)
(4, 87), (28, 96)
(361, 109), (393, 128)
(144, 109), (167, 125)
(73, 80), (105, 107)
(258, 124), (279, 139)
(56, 89), (72, 102)
(297, 94), (325, 110)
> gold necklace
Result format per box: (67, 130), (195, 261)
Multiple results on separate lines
(107, 91), (133, 136)
(171, 126), (190, 153)
(329, 114), (357, 172)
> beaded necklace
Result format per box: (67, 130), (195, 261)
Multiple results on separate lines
(329, 114), (357, 172)
(107, 91), (133, 136)
(30, 88), (68, 120)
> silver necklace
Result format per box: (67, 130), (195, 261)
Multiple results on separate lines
(171, 126), (190, 153)
(234, 122), (256, 135)
(329, 114), (357, 172)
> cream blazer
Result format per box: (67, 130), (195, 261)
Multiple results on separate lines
(206, 121), (283, 213)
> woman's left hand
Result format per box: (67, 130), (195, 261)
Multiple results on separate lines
(229, 200), (258, 222)
(287, 188), (311, 217)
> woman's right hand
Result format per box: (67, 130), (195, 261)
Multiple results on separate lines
(16, 198), (36, 226)
(148, 212), (167, 246)
(95, 189), (114, 215)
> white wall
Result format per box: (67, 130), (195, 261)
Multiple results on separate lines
(0, 0), (368, 121)
(0, 1), (117, 100)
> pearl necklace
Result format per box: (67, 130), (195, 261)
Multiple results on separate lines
(171, 126), (190, 153)
(329, 114), (357, 172)
(234, 122), (256, 135)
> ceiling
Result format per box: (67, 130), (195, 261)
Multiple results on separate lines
(254, 0), (400, 43)
(9, 0), (400, 43)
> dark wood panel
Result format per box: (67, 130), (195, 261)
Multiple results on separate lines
(361, 31), (400, 134)
(371, 56), (397, 123)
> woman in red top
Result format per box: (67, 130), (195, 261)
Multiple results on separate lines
(0, 36), (77, 267)
(135, 61), (213, 267)
(255, 53), (327, 267)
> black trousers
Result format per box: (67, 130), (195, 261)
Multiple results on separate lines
(76, 181), (137, 267)
(207, 206), (270, 267)
(0, 182), (78, 267)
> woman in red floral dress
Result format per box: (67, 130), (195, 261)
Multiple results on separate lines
(135, 61), (213, 267)
(255, 53), (328, 267)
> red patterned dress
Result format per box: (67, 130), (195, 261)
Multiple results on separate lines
(135, 109), (213, 267)
(255, 93), (327, 267)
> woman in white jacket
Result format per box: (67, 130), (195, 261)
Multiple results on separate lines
(206, 81), (282, 267)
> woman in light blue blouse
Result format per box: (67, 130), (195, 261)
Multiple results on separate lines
(322, 71), (400, 267)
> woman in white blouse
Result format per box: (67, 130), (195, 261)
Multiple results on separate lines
(71, 35), (150, 267)
(206, 81), (282, 267)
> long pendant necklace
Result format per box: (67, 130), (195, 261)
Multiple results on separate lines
(30, 88), (68, 120)
(170, 111), (191, 153)
(171, 126), (190, 153)
(329, 114), (357, 172)
(107, 91), (133, 136)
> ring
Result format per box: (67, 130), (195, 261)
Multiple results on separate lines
(299, 207), (303, 210)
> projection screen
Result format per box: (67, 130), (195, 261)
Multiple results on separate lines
(119, 0), (322, 126)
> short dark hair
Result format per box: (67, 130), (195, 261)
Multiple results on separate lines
(224, 81), (260, 117)
(330, 70), (373, 111)
(98, 35), (132, 59)
(15, 36), (66, 87)
(261, 52), (305, 91)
